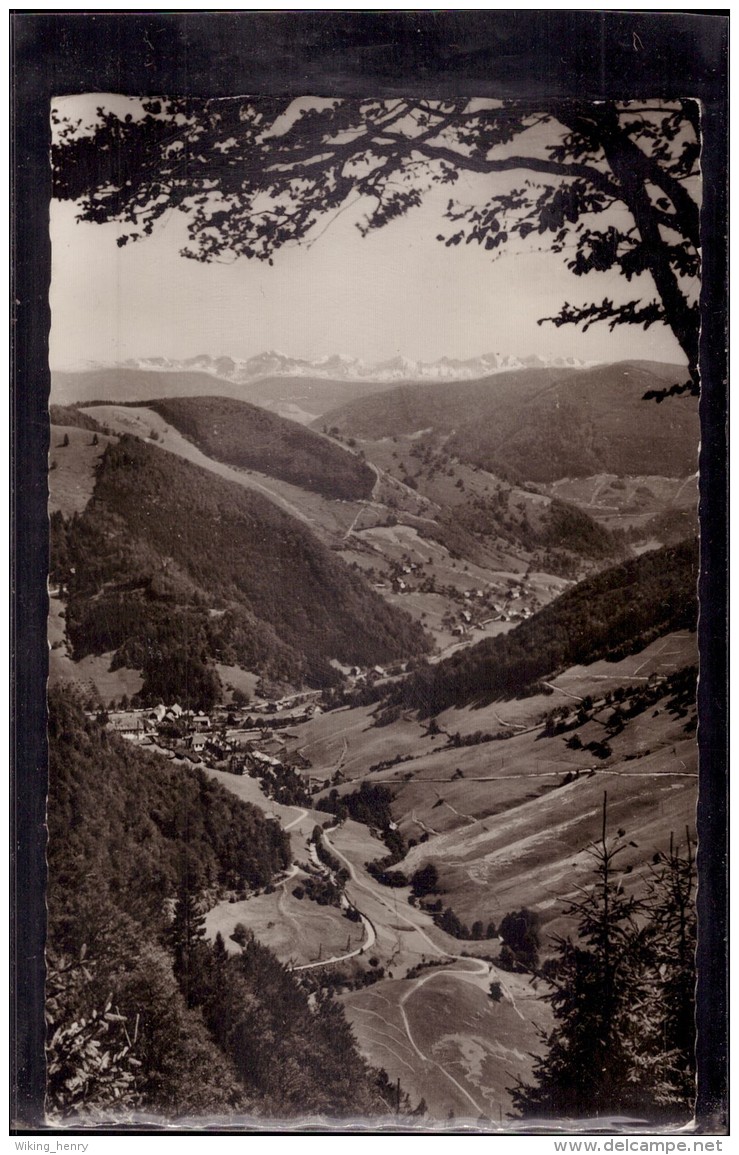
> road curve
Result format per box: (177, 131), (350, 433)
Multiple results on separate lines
(396, 961), (489, 1115)
(322, 828), (448, 957)
(292, 909), (376, 971)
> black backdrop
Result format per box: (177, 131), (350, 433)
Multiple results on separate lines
(11, 10), (728, 1132)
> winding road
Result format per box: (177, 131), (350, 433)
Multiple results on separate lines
(397, 960), (490, 1114)
(289, 827), (378, 970)
(315, 823), (535, 1116)
(291, 907), (376, 971)
(323, 828), (448, 958)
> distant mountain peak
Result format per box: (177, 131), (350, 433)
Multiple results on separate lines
(121, 350), (600, 384)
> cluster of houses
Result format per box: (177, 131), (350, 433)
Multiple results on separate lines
(340, 662), (411, 690)
(107, 702), (211, 741)
(446, 586), (536, 637)
(390, 560), (422, 594)
(249, 690), (322, 717)
(381, 552), (539, 634)
(104, 697), (318, 792)
(107, 695), (324, 741)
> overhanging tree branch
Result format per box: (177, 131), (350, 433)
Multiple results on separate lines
(52, 96), (701, 394)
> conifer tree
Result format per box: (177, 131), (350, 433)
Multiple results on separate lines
(510, 797), (697, 1123)
(511, 796), (646, 1118)
(167, 882), (206, 1007)
(627, 833), (696, 1112)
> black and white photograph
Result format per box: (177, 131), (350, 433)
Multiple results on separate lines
(12, 11), (728, 1139)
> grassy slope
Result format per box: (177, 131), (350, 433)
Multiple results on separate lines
(205, 882), (366, 968)
(79, 404), (362, 545)
(50, 404), (106, 432)
(395, 692), (697, 941)
(342, 962), (549, 1120)
(281, 631), (697, 944)
(118, 395), (375, 501)
(48, 605), (145, 703)
(287, 630), (696, 785)
(49, 424), (116, 517)
(358, 434), (622, 565)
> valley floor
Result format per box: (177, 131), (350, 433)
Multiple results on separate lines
(46, 409), (699, 1122)
(185, 630), (697, 1120)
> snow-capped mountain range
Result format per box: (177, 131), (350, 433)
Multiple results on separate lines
(121, 350), (596, 384)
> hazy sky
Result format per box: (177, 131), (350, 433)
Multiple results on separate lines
(49, 97), (688, 370)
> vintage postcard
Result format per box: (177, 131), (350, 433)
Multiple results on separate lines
(12, 11), (728, 1138)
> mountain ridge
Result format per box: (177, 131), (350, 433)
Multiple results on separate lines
(69, 348), (602, 384)
(52, 435), (431, 700)
(317, 361), (698, 483)
(88, 394), (376, 502)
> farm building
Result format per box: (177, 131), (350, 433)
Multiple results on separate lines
(108, 711), (145, 740)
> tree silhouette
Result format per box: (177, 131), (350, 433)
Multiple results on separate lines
(167, 882), (206, 1007)
(498, 908), (541, 971)
(632, 830), (697, 1111)
(52, 97), (700, 394)
(510, 796), (696, 1122)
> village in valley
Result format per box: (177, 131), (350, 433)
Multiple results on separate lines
(105, 691), (324, 804)
(82, 543), (564, 788)
(46, 378), (701, 1120)
(98, 557), (547, 798)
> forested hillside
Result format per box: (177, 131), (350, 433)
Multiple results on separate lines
(442, 493), (621, 564)
(316, 366), (571, 437)
(447, 362), (699, 482)
(117, 395), (376, 500)
(49, 404), (106, 433)
(395, 539), (698, 715)
(52, 436), (430, 701)
(47, 687), (291, 915)
(317, 362), (698, 483)
(46, 686), (405, 1121)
